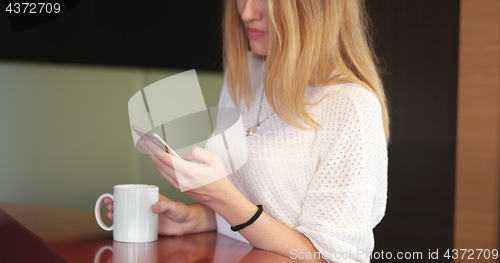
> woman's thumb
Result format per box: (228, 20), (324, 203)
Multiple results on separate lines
(151, 200), (175, 214)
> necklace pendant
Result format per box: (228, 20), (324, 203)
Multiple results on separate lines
(245, 126), (257, 136)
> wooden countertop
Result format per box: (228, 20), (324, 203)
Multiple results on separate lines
(0, 202), (294, 263)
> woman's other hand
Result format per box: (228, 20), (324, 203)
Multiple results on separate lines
(103, 194), (213, 236)
(152, 194), (200, 236)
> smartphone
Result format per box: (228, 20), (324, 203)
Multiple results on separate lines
(132, 124), (181, 158)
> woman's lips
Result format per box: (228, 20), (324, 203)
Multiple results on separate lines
(246, 27), (265, 39)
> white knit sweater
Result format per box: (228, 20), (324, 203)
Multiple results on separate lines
(207, 52), (388, 263)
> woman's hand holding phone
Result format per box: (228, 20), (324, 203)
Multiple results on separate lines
(128, 124), (243, 235)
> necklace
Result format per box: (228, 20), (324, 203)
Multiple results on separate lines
(245, 88), (275, 136)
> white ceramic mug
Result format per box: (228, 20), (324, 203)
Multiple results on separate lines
(95, 184), (159, 243)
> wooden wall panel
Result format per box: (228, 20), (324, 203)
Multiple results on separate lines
(454, 0), (500, 259)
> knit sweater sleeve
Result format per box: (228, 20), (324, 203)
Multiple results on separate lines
(295, 84), (388, 263)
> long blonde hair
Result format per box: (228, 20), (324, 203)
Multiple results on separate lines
(222, 0), (391, 144)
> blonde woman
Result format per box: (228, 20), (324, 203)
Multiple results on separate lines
(105, 0), (390, 262)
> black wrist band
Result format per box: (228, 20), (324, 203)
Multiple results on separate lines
(230, 205), (263, 232)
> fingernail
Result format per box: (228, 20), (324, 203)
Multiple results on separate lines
(153, 204), (159, 211)
(139, 140), (144, 146)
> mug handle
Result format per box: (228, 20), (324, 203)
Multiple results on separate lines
(95, 193), (113, 231)
(94, 245), (113, 263)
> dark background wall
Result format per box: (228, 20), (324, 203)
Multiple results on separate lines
(0, 0), (225, 70)
(0, 0), (459, 260)
(368, 1), (459, 261)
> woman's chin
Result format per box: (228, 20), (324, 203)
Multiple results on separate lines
(249, 44), (267, 57)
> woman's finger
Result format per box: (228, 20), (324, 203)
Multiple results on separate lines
(152, 200), (189, 222)
(141, 141), (176, 167)
(183, 146), (219, 165)
(103, 197), (112, 204)
(142, 141), (196, 176)
(148, 151), (178, 178)
(140, 142), (182, 189)
(158, 146), (208, 176)
(141, 140), (201, 189)
(107, 203), (114, 212)
(155, 165), (180, 189)
(141, 142), (176, 177)
(151, 200), (177, 214)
